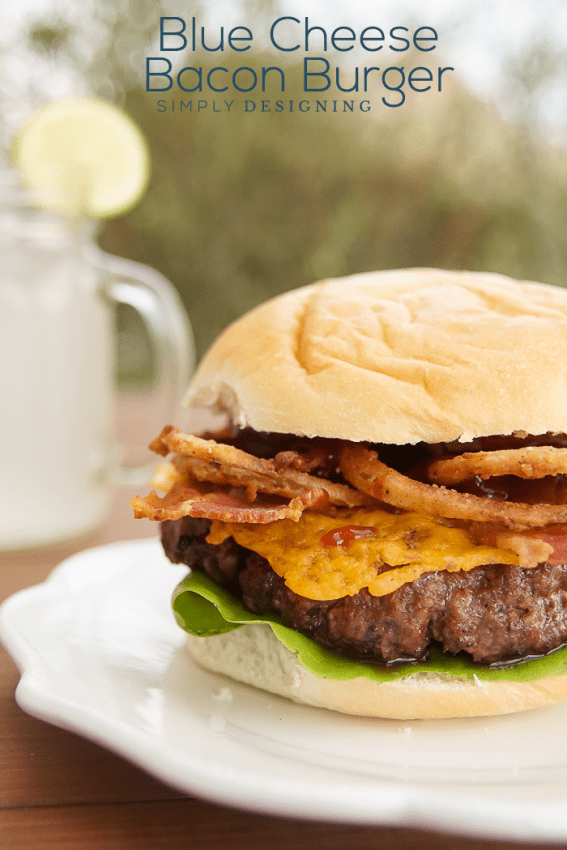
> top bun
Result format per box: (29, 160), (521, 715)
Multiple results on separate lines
(186, 268), (567, 445)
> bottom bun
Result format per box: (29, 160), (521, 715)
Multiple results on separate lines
(186, 624), (567, 719)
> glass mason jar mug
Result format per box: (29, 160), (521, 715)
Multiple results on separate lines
(0, 183), (194, 549)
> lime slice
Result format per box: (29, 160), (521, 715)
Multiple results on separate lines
(14, 96), (150, 218)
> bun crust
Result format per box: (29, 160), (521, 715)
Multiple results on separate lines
(186, 268), (567, 445)
(186, 625), (567, 720)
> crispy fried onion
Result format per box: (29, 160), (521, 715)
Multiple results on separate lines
(428, 446), (567, 485)
(131, 479), (329, 523)
(340, 443), (567, 532)
(150, 426), (370, 508)
(150, 461), (180, 492)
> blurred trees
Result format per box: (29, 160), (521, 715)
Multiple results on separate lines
(5, 1), (567, 361)
(98, 49), (567, 358)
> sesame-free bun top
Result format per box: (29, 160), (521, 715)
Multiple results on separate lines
(186, 268), (567, 445)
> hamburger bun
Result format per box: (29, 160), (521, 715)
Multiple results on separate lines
(185, 625), (567, 720)
(186, 267), (567, 445)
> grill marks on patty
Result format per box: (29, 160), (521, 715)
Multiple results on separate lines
(162, 516), (567, 665)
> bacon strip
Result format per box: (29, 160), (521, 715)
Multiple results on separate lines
(340, 443), (567, 532)
(131, 478), (329, 523)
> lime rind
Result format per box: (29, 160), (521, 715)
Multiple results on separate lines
(13, 96), (150, 218)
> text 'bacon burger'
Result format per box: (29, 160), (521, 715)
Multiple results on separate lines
(132, 268), (567, 719)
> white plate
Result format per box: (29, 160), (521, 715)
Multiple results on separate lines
(3, 538), (567, 841)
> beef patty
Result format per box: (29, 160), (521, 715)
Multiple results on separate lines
(162, 516), (567, 665)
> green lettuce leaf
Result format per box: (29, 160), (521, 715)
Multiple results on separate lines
(172, 571), (567, 684)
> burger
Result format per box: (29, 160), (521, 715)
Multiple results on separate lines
(132, 268), (567, 719)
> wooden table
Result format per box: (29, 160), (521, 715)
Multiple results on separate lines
(0, 486), (558, 850)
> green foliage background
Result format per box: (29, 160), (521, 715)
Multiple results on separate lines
(12, 2), (567, 366)
(96, 49), (567, 363)
(9, 2), (567, 365)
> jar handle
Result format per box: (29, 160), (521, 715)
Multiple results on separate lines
(93, 247), (195, 486)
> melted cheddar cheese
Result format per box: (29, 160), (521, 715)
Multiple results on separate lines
(206, 508), (519, 601)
